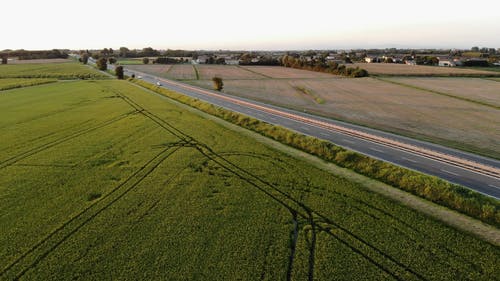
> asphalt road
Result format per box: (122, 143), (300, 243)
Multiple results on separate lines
(119, 66), (500, 199)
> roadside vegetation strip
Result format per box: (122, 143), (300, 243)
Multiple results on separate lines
(375, 76), (500, 110)
(129, 78), (500, 227)
(0, 78), (57, 91)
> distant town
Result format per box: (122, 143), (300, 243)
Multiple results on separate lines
(2, 47), (500, 67)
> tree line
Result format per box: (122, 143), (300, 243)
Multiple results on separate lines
(281, 55), (368, 77)
(0, 49), (68, 61)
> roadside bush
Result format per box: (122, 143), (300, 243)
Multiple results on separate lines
(142, 57), (149, 64)
(96, 57), (107, 71)
(115, 66), (124, 79)
(212, 76), (223, 91)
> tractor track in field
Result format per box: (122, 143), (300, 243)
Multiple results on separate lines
(196, 148), (424, 281)
(309, 187), (483, 273)
(110, 86), (427, 280)
(109, 87), (430, 280)
(0, 119), (94, 154)
(1, 145), (182, 280)
(0, 98), (101, 130)
(0, 111), (137, 170)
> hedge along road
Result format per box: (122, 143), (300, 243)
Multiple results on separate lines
(117, 66), (500, 199)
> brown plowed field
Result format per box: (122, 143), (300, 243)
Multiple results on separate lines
(196, 65), (265, 80)
(384, 77), (500, 107)
(239, 66), (335, 78)
(351, 63), (500, 76)
(166, 64), (196, 80)
(125, 64), (172, 77)
(8, 58), (72, 64)
(187, 77), (500, 158)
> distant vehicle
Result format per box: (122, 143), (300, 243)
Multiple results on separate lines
(137, 75), (142, 79)
(156, 82), (161, 86)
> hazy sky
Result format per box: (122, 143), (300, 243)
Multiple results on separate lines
(3, 0), (500, 50)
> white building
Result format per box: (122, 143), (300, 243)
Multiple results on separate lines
(438, 57), (457, 67)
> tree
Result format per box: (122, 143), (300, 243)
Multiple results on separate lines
(115, 66), (124, 79)
(1, 56), (7, 64)
(108, 57), (117, 64)
(471, 46), (479, 52)
(119, 47), (130, 57)
(81, 53), (89, 64)
(96, 57), (107, 71)
(143, 57), (149, 64)
(212, 76), (223, 91)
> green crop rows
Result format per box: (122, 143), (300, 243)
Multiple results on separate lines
(0, 62), (108, 79)
(0, 73), (498, 280)
(0, 78), (57, 91)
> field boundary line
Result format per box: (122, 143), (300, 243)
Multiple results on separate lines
(374, 76), (500, 110)
(193, 65), (200, 80)
(237, 65), (273, 78)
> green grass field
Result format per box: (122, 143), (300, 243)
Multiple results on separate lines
(1, 78), (498, 280)
(116, 58), (145, 65)
(0, 62), (107, 79)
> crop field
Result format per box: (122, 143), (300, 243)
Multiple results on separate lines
(7, 58), (72, 64)
(196, 65), (265, 80)
(0, 78), (57, 91)
(383, 77), (500, 108)
(165, 64), (197, 80)
(0, 62), (107, 79)
(117, 58), (146, 65)
(1, 78), (498, 280)
(350, 63), (500, 76)
(239, 66), (335, 79)
(187, 77), (500, 158)
(129, 64), (500, 157)
(123, 64), (172, 77)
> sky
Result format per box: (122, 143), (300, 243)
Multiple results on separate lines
(2, 0), (500, 51)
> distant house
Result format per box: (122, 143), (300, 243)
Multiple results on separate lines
(365, 56), (378, 63)
(196, 55), (208, 64)
(438, 57), (457, 67)
(225, 59), (239, 65)
(405, 60), (417, 66)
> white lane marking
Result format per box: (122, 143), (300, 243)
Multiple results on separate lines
(488, 184), (500, 190)
(402, 157), (418, 163)
(342, 139), (355, 144)
(441, 169), (460, 176)
(369, 147), (384, 153)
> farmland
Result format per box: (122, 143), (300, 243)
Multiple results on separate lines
(6, 58), (72, 64)
(154, 65), (499, 159)
(381, 77), (500, 108)
(350, 63), (500, 76)
(0, 78), (57, 91)
(0, 62), (108, 79)
(1, 74), (498, 280)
